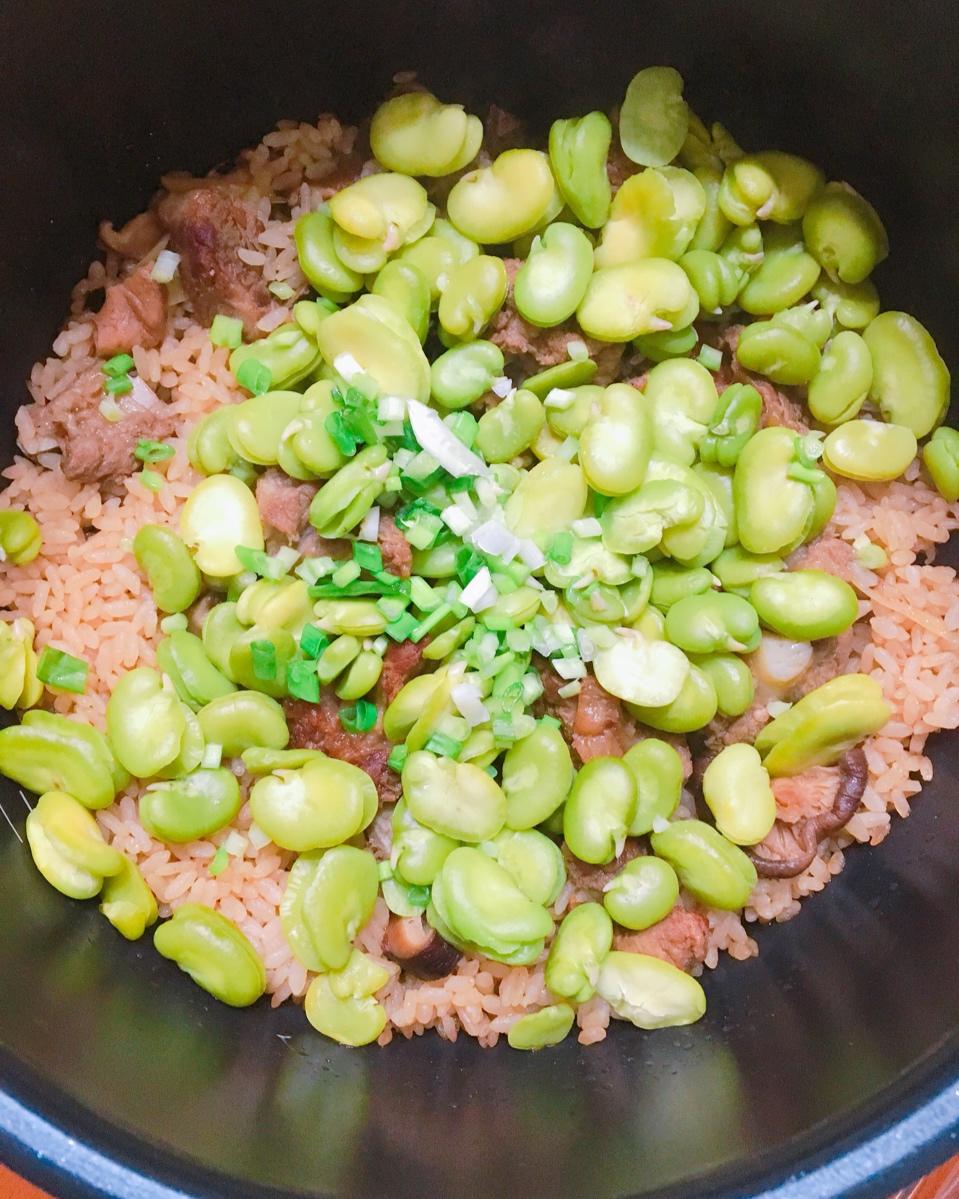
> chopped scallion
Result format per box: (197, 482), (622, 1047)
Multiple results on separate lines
(139, 470), (164, 492)
(331, 560), (362, 588)
(134, 439), (175, 463)
(424, 731), (463, 757)
(385, 611), (419, 642)
(235, 359), (272, 396)
(299, 624), (329, 660)
(339, 699), (377, 733)
(250, 640), (277, 681)
(159, 613), (189, 634)
(353, 540), (383, 572)
(286, 659), (320, 702)
(697, 344), (723, 372)
(102, 353), (135, 378)
(209, 846), (230, 877)
(387, 744), (409, 772)
(36, 646), (88, 694)
(210, 314), (244, 349)
(104, 374), (133, 395)
(546, 532), (573, 564)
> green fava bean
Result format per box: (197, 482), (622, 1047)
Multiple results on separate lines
(153, 702), (205, 781)
(751, 569), (859, 642)
(237, 578), (312, 634)
(241, 746), (325, 774)
(593, 629), (689, 708)
(699, 383), (762, 467)
(157, 631), (236, 710)
(578, 259), (697, 342)
(507, 1004), (575, 1051)
(26, 790), (123, 900)
(391, 798), (458, 887)
(179, 474), (264, 579)
(305, 950), (390, 1047)
(734, 427), (820, 555)
(597, 167), (705, 265)
(822, 420), (918, 482)
(505, 458), (588, 540)
(335, 650), (383, 701)
(544, 383), (602, 439)
(398, 226), (479, 306)
(771, 301), (834, 348)
(563, 757), (637, 865)
(665, 591), (760, 655)
(689, 164), (733, 253)
(649, 561), (714, 608)
(619, 66), (690, 168)
(402, 750), (506, 843)
(132, 525), (201, 614)
(864, 312), (950, 438)
(294, 211), (363, 302)
(140, 767), (242, 843)
(514, 223), (593, 327)
(720, 222), (764, 279)
(229, 390), (302, 467)
(482, 828), (566, 907)
(596, 951), (706, 1030)
(99, 856), (158, 940)
(430, 846), (553, 961)
(812, 276), (880, 330)
(201, 602), (245, 678)
(314, 599), (388, 638)
(756, 673), (890, 776)
(680, 248), (742, 313)
(807, 330), (873, 424)
(154, 904), (266, 1007)
(642, 358), (719, 466)
(502, 719), (575, 830)
(308, 444), (389, 538)
(447, 149), (557, 244)
(603, 856), (680, 931)
(924, 427), (959, 503)
(430, 340), (505, 411)
(329, 172), (429, 246)
(107, 667), (186, 778)
(370, 90), (481, 176)
(712, 546), (784, 593)
(738, 225), (821, 315)
(188, 407), (239, 476)
(802, 182), (888, 285)
(651, 818), (757, 908)
(691, 652), (755, 718)
(634, 325), (700, 363)
(371, 259), (430, 343)
(251, 757), (375, 851)
(438, 255), (508, 341)
(719, 151), (823, 226)
(278, 380), (347, 479)
(736, 320), (821, 385)
(0, 508), (42, 565)
(601, 479), (705, 555)
(579, 383), (653, 496)
(196, 691), (289, 758)
(0, 712), (123, 810)
(230, 323), (320, 393)
(566, 578), (650, 627)
(545, 902), (613, 1003)
(481, 586), (542, 631)
(623, 738), (683, 835)
(476, 389), (545, 463)
(316, 295), (430, 404)
(281, 846), (379, 971)
(626, 664), (719, 734)
(548, 111), (612, 229)
(703, 743), (776, 845)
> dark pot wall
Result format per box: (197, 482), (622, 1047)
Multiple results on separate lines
(1, 3), (957, 1197)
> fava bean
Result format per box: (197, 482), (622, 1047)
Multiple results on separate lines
(626, 664), (718, 734)
(807, 330), (873, 424)
(316, 295), (431, 404)
(383, 671), (445, 742)
(736, 320), (821, 385)
(802, 182), (888, 284)
(196, 691), (289, 758)
(649, 561), (714, 608)
(329, 172), (430, 249)
(711, 546), (784, 593)
(544, 383), (602, 439)
(593, 629), (689, 708)
(566, 577), (650, 627)
(822, 420), (918, 482)
(689, 164), (733, 252)
(596, 951), (706, 1029)
(923, 427), (959, 502)
(524, 358), (600, 398)
(107, 667), (186, 778)
(596, 167), (705, 265)
(643, 358), (718, 466)
(230, 323), (321, 393)
(623, 738), (683, 835)
(863, 312), (950, 438)
(752, 569), (858, 644)
(251, 757), (375, 852)
(481, 828), (566, 907)
(507, 1003), (575, 1051)
(294, 210), (363, 302)
(665, 591), (760, 654)
(545, 902), (613, 1003)
(650, 461), (728, 567)
(812, 276), (880, 330)
(229, 391), (303, 467)
(771, 301), (833, 348)
(278, 380), (348, 479)
(236, 578), (312, 635)
(402, 750), (506, 843)
(26, 790), (123, 900)
(719, 222), (764, 279)
(334, 649), (383, 701)
(738, 225), (821, 315)
(514, 223), (593, 327)
(680, 248), (741, 313)
(447, 149), (558, 244)
(240, 746), (325, 775)
(548, 111), (612, 228)
(505, 458), (588, 540)
(132, 525), (201, 614)
(0, 509), (42, 565)
(719, 151), (823, 226)
(691, 652), (755, 718)
(563, 756), (637, 865)
(370, 90), (482, 176)
(188, 406), (240, 476)
(154, 904), (266, 1007)
(650, 818), (757, 908)
(201, 602), (245, 679)
(577, 260), (697, 342)
(475, 388), (545, 463)
(703, 743), (776, 845)
(371, 259), (430, 343)
(304, 949), (390, 1047)
(633, 325), (700, 363)
(179, 474), (264, 579)
(314, 599), (388, 638)
(430, 340), (505, 411)
(157, 631), (236, 709)
(619, 66), (689, 167)
(601, 479), (704, 555)
(390, 798), (458, 887)
(699, 383), (762, 467)
(603, 856), (679, 930)
(140, 767), (241, 843)
(579, 383), (653, 496)
(99, 856), (158, 940)
(501, 719), (574, 830)
(734, 427), (821, 555)
(228, 625), (297, 698)
(154, 703), (205, 781)
(398, 223), (479, 305)
(0, 712), (124, 810)
(281, 846), (379, 972)
(308, 444), (389, 539)
(438, 254), (508, 340)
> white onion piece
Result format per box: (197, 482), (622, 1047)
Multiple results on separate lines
(407, 399), (490, 479)
(119, 376), (163, 414)
(460, 566), (497, 613)
(751, 634), (814, 688)
(451, 684), (489, 727)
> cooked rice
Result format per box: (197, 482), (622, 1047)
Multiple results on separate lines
(2, 110), (958, 1047)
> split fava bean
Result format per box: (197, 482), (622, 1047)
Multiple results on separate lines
(649, 561), (714, 608)
(229, 391), (303, 467)
(719, 151), (823, 226)
(0, 711), (125, 810)
(563, 756), (637, 865)
(601, 478), (705, 555)
(308, 444), (389, 539)
(475, 389), (545, 463)
(250, 757), (376, 852)
(481, 828), (566, 907)
(643, 358), (718, 466)
(812, 276), (880, 330)
(751, 570), (859, 641)
(399, 222), (479, 304)
(738, 225), (821, 315)
(230, 323), (321, 393)
(691, 652), (755, 718)
(140, 768), (242, 843)
(371, 259), (431, 343)
(603, 856), (679, 930)
(596, 951), (706, 1030)
(502, 719), (575, 829)
(0, 509), (42, 565)
(228, 625), (296, 698)
(430, 340), (505, 411)
(196, 691), (289, 758)
(680, 248), (742, 313)
(279, 381), (348, 479)
(505, 458), (588, 541)
(438, 254), (508, 340)
(822, 420), (918, 481)
(664, 591), (760, 654)
(391, 798), (458, 887)
(132, 525), (201, 614)
(370, 90), (482, 176)
(507, 1003), (576, 1051)
(923, 427), (959, 502)
(26, 790), (123, 900)
(305, 949), (390, 1047)
(281, 846), (379, 972)
(99, 855), (158, 940)
(447, 149), (558, 244)
(807, 330), (873, 424)
(593, 629), (689, 708)
(577, 259), (697, 342)
(402, 750), (506, 842)
(623, 738), (683, 835)
(179, 474), (264, 579)
(154, 904), (266, 1007)
(626, 664), (719, 735)
(107, 667), (186, 778)
(802, 182), (888, 285)
(650, 818), (757, 909)
(863, 312), (950, 438)
(316, 295), (431, 405)
(548, 111), (612, 228)
(699, 382), (762, 467)
(156, 631), (236, 709)
(514, 223), (593, 327)
(579, 383), (653, 496)
(733, 427), (819, 555)
(545, 902), (613, 1003)
(596, 167), (705, 265)
(736, 320), (821, 385)
(703, 743), (776, 846)
(295, 210), (363, 301)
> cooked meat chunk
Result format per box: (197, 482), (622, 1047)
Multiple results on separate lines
(489, 259), (624, 384)
(788, 534), (856, 582)
(98, 211), (165, 260)
(377, 512), (412, 577)
(378, 639), (430, 707)
(285, 694), (400, 803)
(93, 267), (167, 357)
(255, 468), (318, 540)
(535, 661), (638, 763)
(384, 914), (461, 980)
(712, 324), (810, 433)
(706, 702), (772, 752)
(298, 527), (351, 560)
(157, 186), (271, 336)
(613, 906), (710, 972)
(564, 839), (645, 895)
(31, 367), (175, 484)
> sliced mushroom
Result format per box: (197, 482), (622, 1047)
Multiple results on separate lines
(383, 914), (461, 980)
